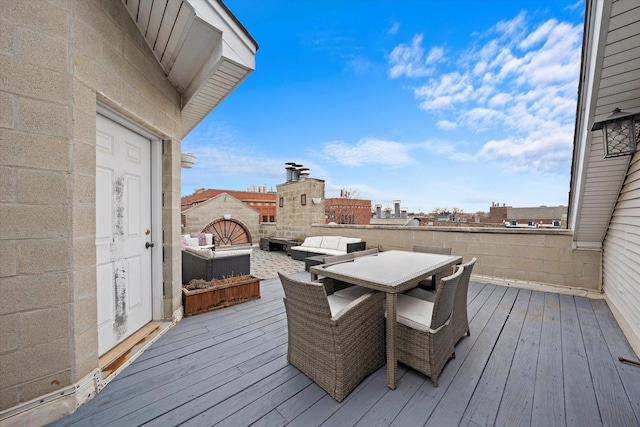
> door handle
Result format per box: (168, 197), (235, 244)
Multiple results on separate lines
(145, 242), (154, 249)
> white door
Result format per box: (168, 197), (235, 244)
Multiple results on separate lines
(96, 114), (153, 356)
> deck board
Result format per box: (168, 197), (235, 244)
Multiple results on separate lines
(49, 276), (640, 427)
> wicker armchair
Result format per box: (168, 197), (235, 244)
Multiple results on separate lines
(412, 245), (453, 289)
(278, 273), (385, 402)
(395, 265), (463, 386)
(406, 258), (477, 344)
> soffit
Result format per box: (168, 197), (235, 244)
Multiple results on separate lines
(570, 0), (640, 249)
(121, 0), (257, 138)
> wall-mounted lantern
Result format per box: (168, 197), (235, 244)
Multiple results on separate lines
(181, 152), (196, 168)
(592, 108), (639, 158)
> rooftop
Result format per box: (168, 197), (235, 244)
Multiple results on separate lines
(50, 250), (640, 426)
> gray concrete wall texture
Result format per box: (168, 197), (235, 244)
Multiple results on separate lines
(0, 0), (183, 411)
(275, 178), (325, 240)
(269, 224), (601, 292)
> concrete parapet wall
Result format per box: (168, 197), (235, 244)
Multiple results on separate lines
(305, 224), (602, 292)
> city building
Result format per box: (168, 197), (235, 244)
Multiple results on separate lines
(182, 187), (277, 224)
(480, 203), (567, 227)
(325, 196), (371, 225)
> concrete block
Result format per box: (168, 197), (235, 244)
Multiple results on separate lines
(72, 110), (96, 144)
(0, 91), (15, 128)
(0, 59), (69, 103)
(496, 244), (527, 259)
(20, 370), (73, 407)
(543, 234), (572, 248)
(0, 166), (15, 202)
(17, 27), (68, 73)
(73, 297), (97, 336)
(543, 260), (583, 277)
(103, 43), (144, 91)
(21, 306), (70, 348)
(16, 169), (68, 205)
(0, 239), (17, 278)
(468, 243), (497, 256)
(73, 80), (97, 114)
(72, 266), (97, 300)
(0, 0), (70, 39)
(72, 236), (96, 269)
(0, 273), (70, 315)
(74, 344), (98, 380)
(72, 139), (96, 175)
(17, 97), (68, 138)
(0, 19), (14, 56)
(0, 130), (69, 171)
(73, 19), (103, 60)
(0, 336), (71, 388)
(74, 52), (123, 102)
(72, 205), (95, 238)
(0, 205), (69, 239)
(73, 0), (122, 47)
(527, 246), (562, 262)
(0, 386), (19, 412)
(0, 313), (19, 352)
(73, 173), (95, 205)
(19, 238), (70, 274)
(509, 256), (543, 273)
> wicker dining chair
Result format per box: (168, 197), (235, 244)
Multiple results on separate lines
(395, 265), (464, 387)
(406, 258), (476, 345)
(412, 245), (453, 289)
(278, 273), (385, 402)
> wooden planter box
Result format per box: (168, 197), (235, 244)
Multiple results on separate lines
(182, 275), (260, 316)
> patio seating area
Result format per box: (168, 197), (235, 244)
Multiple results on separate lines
(50, 257), (640, 426)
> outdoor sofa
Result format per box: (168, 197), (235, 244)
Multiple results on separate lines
(289, 236), (366, 261)
(182, 246), (252, 283)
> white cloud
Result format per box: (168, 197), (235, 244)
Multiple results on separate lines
(322, 137), (415, 167)
(388, 21), (400, 35)
(437, 120), (457, 131)
(388, 35), (440, 78)
(390, 12), (582, 175)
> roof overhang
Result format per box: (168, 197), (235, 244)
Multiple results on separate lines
(122, 0), (258, 138)
(568, 0), (635, 250)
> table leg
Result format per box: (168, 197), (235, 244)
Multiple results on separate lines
(386, 293), (397, 389)
(310, 272), (317, 281)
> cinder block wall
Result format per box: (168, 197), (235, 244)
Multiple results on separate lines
(0, 0), (183, 411)
(275, 178), (325, 240)
(307, 225), (602, 291)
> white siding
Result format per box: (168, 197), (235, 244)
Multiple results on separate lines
(604, 152), (640, 355)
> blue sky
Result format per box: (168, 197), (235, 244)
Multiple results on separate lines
(181, 0), (585, 214)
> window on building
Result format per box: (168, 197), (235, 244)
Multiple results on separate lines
(269, 215), (275, 222)
(262, 215), (268, 223)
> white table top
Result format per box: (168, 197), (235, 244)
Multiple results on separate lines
(311, 250), (462, 292)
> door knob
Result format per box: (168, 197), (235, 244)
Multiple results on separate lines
(145, 242), (154, 249)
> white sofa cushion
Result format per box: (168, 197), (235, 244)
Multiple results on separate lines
(320, 236), (341, 250)
(302, 236), (323, 248)
(204, 233), (213, 246)
(186, 237), (200, 248)
(184, 246), (214, 259)
(338, 237), (360, 252)
(210, 248), (252, 258)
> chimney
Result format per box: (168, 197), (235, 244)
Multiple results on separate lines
(401, 208), (408, 219)
(285, 162), (296, 181)
(384, 208), (391, 218)
(394, 200), (401, 218)
(375, 204), (382, 218)
(298, 167), (309, 180)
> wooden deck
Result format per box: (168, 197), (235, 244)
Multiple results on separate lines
(51, 273), (640, 426)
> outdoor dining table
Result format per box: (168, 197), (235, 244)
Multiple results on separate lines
(310, 250), (462, 389)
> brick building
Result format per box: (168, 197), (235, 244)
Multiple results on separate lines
(325, 197), (372, 225)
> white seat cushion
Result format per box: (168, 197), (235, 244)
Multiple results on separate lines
(338, 237), (360, 252)
(405, 287), (435, 302)
(333, 286), (372, 300)
(395, 294), (434, 332)
(320, 236), (341, 250)
(327, 294), (354, 317)
(302, 236), (323, 247)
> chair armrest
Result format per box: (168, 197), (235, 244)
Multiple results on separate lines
(346, 241), (366, 253)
